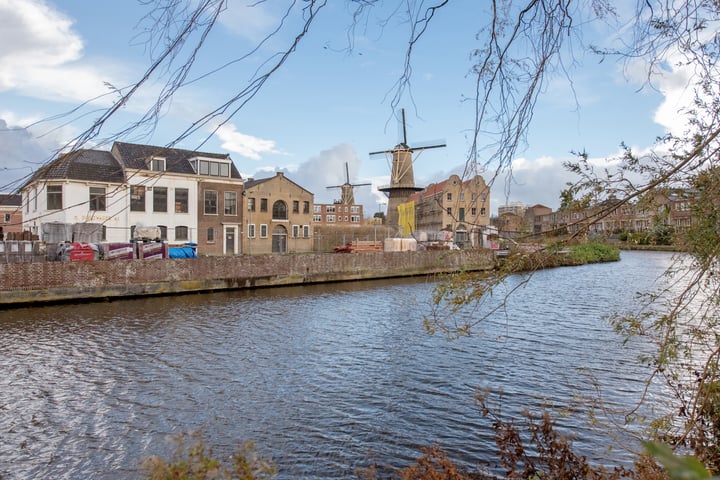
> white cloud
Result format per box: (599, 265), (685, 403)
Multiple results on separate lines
(0, 118), (53, 192)
(219, 2), (278, 44)
(0, 0), (82, 68)
(215, 123), (280, 160)
(0, 0), (116, 103)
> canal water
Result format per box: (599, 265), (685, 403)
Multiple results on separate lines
(0, 250), (678, 479)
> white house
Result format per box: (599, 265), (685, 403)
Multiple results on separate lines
(22, 142), (246, 253)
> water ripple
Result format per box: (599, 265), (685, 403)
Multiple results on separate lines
(0, 251), (679, 479)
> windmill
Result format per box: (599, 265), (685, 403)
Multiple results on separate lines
(327, 162), (371, 205)
(369, 109), (446, 230)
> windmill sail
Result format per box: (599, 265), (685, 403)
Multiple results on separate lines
(369, 109), (445, 230)
(326, 162), (371, 205)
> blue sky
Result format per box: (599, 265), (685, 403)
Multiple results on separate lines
(0, 0), (688, 214)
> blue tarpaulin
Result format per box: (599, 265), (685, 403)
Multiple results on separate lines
(168, 247), (198, 259)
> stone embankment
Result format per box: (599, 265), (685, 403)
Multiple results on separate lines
(0, 250), (495, 307)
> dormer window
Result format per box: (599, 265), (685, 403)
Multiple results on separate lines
(190, 157), (231, 177)
(149, 157), (166, 171)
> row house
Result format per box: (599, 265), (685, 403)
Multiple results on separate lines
(530, 191), (697, 237)
(312, 203), (364, 226)
(402, 174), (491, 248)
(21, 142), (315, 255)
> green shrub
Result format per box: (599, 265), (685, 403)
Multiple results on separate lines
(568, 242), (621, 264)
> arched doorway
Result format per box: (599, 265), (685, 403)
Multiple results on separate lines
(455, 224), (467, 248)
(272, 225), (287, 253)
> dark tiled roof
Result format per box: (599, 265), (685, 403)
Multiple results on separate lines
(0, 193), (22, 206)
(30, 149), (125, 184)
(112, 142), (242, 179)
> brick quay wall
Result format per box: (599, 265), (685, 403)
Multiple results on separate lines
(0, 250), (495, 307)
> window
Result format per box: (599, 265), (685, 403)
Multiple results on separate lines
(292, 201), (299, 214)
(175, 188), (189, 213)
(260, 224), (268, 238)
(204, 190), (218, 215)
(207, 227), (215, 242)
(224, 192), (237, 215)
(327, 215), (335, 222)
(351, 206), (360, 213)
(471, 207), (477, 216)
(47, 185), (62, 210)
(351, 215), (360, 223)
(131, 186), (145, 212)
(459, 193), (465, 201)
(481, 207), (486, 216)
(313, 215), (322, 222)
(33, 188), (37, 211)
(248, 197), (256, 212)
(447, 207), (452, 215)
(447, 193), (452, 201)
(150, 157), (165, 171)
(158, 225), (167, 240)
(272, 200), (288, 220)
(175, 226), (189, 241)
(292, 225), (300, 237)
(153, 187), (168, 212)
(89, 187), (106, 211)
(303, 201), (310, 214)
(303, 225), (310, 238)
(326, 205), (335, 213)
(260, 198), (268, 212)
(194, 159), (231, 177)
(313, 205), (321, 213)
(247, 224), (256, 238)
(4, 213), (9, 223)
(459, 208), (465, 221)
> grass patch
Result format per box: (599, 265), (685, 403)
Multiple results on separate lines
(567, 241), (621, 264)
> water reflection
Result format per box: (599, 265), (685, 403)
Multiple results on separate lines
(0, 251), (678, 479)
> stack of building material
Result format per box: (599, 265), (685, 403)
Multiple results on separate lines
(101, 243), (135, 260)
(137, 241), (167, 260)
(57, 242), (100, 262)
(72, 223), (103, 243)
(350, 240), (383, 253)
(383, 238), (417, 252)
(42, 222), (72, 243)
(5, 241), (21, 263)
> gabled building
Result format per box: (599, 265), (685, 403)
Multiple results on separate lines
(403, 174), (491, 248)
(242, 172), (313, 254)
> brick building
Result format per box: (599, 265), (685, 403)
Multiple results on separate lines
(0, 194), (22, 240)
(242, 172), (314, 254)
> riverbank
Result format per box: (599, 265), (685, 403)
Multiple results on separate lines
(0, 250), (496, 307)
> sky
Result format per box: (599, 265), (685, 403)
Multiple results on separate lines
(0, 0), (692, 215)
